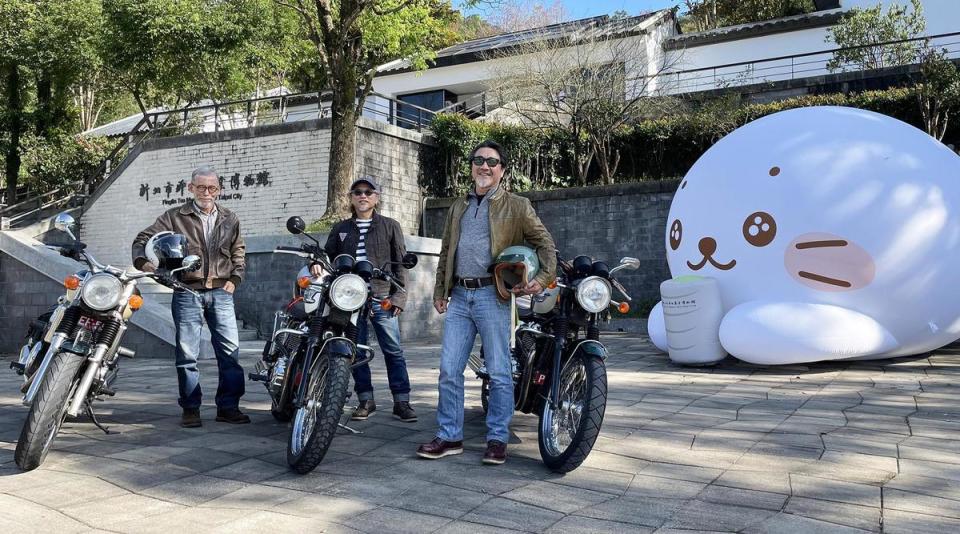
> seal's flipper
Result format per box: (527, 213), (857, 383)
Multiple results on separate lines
(719, 301), (899, 365)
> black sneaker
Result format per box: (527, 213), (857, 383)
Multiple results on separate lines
(393, 401), (417, 422)
(351, 400), (376, 420)
(215, 408), (251, 424)
(181, 408), (202, 428)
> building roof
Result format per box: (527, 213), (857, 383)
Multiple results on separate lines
(377, 10), (672, 76)
(665, 8), (845, 50)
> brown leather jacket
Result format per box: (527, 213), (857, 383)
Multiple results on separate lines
(131, 202), (245, 290)
(434, 186), (556, 301)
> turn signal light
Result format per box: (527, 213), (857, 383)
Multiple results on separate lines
(297, 276), (311, 289)
(547, 280), (557, 290)
(128, 295), (144, 310)
(618, 302), (630, 314)
(64, 275), (81, 290)
(380, 298), (393, 311)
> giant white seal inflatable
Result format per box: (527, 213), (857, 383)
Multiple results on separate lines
(647, 106), (960, 364)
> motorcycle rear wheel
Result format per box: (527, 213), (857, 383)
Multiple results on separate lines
(14, 352), (84, 471)
(537, 352), (607, 473)
(286, 356), (350, 474)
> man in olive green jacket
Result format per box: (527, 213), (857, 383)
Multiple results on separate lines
(418, 140), (556, 465)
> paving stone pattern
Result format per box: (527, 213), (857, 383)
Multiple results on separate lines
(2, 335), (960, 533)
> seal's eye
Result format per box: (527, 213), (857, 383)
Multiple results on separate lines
(669, 219), (682, 250)
(743, 212), (777, 247)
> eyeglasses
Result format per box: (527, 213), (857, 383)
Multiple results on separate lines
(470, 156), (501, 168)
(192, 185), (220, 194)
(351, 189), (376, 197)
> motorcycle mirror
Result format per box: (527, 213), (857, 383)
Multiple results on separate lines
(619, 257), (641, 270)
(54, 212), (78, 240)
(286, 216), (306, 235)
(401, 252), (418, 269)
(182, 255), (201, 272)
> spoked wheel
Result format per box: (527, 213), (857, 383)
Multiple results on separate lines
(286, 356), (350, 474)
(537, 353), (607, 473)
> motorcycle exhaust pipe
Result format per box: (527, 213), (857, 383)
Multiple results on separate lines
(67, 343), (110, 417)
(22, 333), (67, 405)
(467, 352), (485, 376)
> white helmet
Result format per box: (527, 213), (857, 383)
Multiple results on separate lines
(145, 231), (189, 270)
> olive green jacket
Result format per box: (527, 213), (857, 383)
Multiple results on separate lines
(434, 186), (556, 301)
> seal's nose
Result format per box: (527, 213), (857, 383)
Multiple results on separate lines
(698, 237), (717, 257)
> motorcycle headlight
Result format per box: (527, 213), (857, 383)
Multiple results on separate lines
(81, 273), (124, 311)
(329, 274), (367, 311)
(576, 276), (611, 314)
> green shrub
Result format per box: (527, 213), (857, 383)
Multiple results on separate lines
(20, 133), (113, 193)
(425, 87), (939, 197)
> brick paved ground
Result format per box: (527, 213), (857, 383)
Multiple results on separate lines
(2, 334), (959, 533)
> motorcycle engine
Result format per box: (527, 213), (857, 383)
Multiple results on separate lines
(268, 356), (288, 396)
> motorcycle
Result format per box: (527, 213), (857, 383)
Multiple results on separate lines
(250, 216), (417, 474)
(11, 212), (201, 471)
(468, 254), (640, 472)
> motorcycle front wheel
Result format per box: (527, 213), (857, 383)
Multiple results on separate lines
(14, 352), (84, 471)
(537, 352), (607, 473)
(286, 355), (350, 474)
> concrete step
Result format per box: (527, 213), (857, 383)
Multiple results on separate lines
(238, 328), (259, 341)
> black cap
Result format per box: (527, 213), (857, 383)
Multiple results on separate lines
(350, 176), (378, 191)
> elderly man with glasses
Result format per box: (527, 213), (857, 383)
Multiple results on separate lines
(311, 176), (416, 422)
(132, 165), (249, 428)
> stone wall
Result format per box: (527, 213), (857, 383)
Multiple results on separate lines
(0, 251), (172, 358)
(423, 180), (680, 305)
(232, 233), (443, 342)
(79, 117), (434, 268)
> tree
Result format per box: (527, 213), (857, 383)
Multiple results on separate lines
(826, 0), (926, 72)
(101, 0), (266, 122)
(484, 0), (567, 33)
(275, 0), (457, 224)
(679, 0), (815, 33)
(485, 16), (681, 185)
(915, 48), (960, 141)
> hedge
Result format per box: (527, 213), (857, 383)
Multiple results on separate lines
(422, 87), (944, 197)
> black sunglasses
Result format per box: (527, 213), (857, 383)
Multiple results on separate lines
(351, 189), (376, 197)
(470, 156), (502, 168)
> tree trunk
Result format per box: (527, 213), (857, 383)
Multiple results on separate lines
(4, 63), (23, 204)
(324, 77), (358, 222)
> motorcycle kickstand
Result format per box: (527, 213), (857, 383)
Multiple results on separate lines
(84, 400), (113, 435)
(337, 420), (363, 435)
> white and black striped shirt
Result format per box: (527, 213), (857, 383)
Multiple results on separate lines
(355, 218), (372, 261)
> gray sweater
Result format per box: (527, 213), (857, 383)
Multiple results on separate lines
(454, 187), (496, 278)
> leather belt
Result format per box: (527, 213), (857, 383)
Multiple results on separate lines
(454, 276), (494, 289)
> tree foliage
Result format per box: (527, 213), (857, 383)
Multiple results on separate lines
(826, 0), (926, 71)
(679, 0), (815, 33)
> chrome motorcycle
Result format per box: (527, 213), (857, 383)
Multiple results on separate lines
(12, 212), (200, 471)
(250, 216), (416, 474)
(469, 255), (640, 472)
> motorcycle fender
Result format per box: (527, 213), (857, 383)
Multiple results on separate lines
(43, 306), (67, 343)
(320, 338), (355, 361)
(570, 340), (607, 362)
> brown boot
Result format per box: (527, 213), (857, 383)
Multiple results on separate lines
(482, 440), (507, 465)
(416, 438), (463, 459)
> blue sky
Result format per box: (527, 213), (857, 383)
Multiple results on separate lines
(459, 1), (682, 20)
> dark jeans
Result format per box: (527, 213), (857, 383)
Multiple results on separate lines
(171, 288), (245, 410)
(353, 300), (411, 402)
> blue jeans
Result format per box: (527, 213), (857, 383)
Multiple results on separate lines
(354, 300), (410, 402)
(436, 286), (512, 443)
(171, 288), (244, 410)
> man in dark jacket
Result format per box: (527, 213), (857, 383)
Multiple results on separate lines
(132, 165), (249, 428)
(315, 176), (416, 422)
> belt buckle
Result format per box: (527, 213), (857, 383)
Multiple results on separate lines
(461, 278), (478, 290)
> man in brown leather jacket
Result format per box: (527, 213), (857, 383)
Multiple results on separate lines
(132, 165), (249, 428)
(417, 140), (556, 465)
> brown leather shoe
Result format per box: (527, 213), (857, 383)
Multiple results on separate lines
(482, 440), (507, 465)
(181, 408), (202, 428)
(416, 437), (463, 459)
